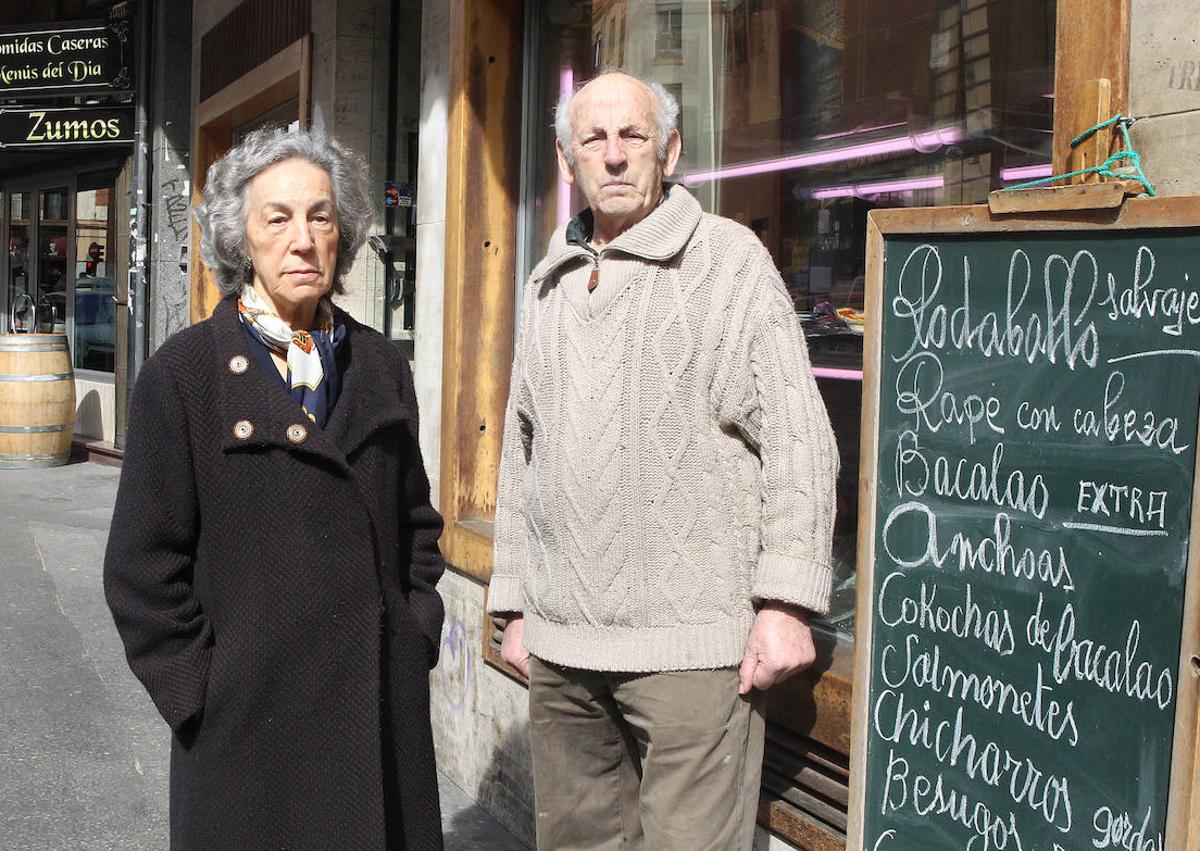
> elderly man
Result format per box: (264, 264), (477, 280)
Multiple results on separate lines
(489, 70), (838, 851)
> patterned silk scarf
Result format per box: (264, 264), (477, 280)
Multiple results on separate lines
(237, 284), (346, 427)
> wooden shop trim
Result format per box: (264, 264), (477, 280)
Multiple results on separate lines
(189, 124), (226, 325)
(198, 0), (311, 101)
(437, 0), (524, 582)
(758, 628), (855, 849)
(845, 214), (885, 851)
(190, 35), (312, 324)
(868, 195), (1200, 233)
(767, 625), (855, 755)
(1176, 414), (1200, 847)
(447, 519), (497, 584)
(481, 592), (529, 686)
(757, 794), (847, 851)
(195, 36), (309, 131)
(986, 181), (1127, 214)
(1051, 0), (1130, 180)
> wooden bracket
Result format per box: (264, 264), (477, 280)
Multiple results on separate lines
(1066, 78), (1120, 184)
(1049, 0), (1130, 184)
(480, 586), (528, 686)
(1004, 73), (1136, 216)
(987, 181), (1127, 214)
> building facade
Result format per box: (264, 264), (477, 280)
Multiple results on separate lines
(1, 0), (1191, 847)
(414, 3), (1200, 848)
(0, 2), (143, 449)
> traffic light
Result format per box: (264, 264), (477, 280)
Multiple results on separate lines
(84, 242), (104, 277)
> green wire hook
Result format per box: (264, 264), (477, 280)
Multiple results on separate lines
(1004, 113), (1156, 197)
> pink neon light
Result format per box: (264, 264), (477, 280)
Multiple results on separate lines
(681, 126), (964, 186)
(1001, 163), (1053, 181)
(811, 366), (864, 381)
(812, 175), (944, 199)
(813, 122), (905, 141)
(811, 186), (855, 199)
(557, 67), (575, 226)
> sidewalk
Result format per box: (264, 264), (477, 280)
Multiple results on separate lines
(0, 462), (526, 850)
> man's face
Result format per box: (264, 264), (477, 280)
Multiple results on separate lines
(556, 74), (682, 239)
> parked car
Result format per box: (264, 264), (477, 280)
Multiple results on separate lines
(32, 279), (116, 371)
(73, 279), (116, 372)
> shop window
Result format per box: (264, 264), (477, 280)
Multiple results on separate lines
(74, 171), (118, 373)
(523, 0), (1055, 637)
(2, 175), (118, 373)
(7, 193), (32, 319)
(519, 0), (1056, 845)
(663, 82), (684, 141)
(37, 188), (69, 336)
(618, 13), (627, 67)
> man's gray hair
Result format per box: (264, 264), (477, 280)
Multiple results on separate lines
(554, 70), (680, 167)
(195, 127), (372, 296)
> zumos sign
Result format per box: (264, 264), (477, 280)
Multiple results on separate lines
(0, 20), (132, 97)
(0, 106), (133, 148)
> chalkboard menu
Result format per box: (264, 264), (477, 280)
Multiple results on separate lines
(850, 200), (1200, 851)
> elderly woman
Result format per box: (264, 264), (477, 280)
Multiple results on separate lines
(104, 127), (445, 850)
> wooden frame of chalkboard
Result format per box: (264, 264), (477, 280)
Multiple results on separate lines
(849, 197), (1200, 851)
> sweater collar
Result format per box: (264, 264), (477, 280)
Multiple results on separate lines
(530, 182), (702, 282)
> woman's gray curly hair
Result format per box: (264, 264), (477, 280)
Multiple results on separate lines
(195, 127), (372, 296)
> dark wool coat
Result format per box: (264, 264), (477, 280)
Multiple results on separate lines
(104, 296), (446, 850)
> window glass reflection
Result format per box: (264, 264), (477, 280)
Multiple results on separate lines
(8, 192), (31, 330)
(74, 175), (117, 373)
(37, 188), (69, 336)
(526, 0), (1056, 635)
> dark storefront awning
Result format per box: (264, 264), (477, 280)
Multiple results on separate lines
(0, 147), (125, 183)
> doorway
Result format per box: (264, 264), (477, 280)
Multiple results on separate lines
(2, 173), (119, 374)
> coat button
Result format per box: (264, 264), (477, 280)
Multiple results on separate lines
(233, 420), (254, 440)
(228, 355), (249, 374)
(286, 424), (308, 444)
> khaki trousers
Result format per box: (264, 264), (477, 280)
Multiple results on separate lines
(528, 658), (766, 851)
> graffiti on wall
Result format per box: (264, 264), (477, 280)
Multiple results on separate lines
(160, 177), (190, 243)
(438, 617), (473, 713)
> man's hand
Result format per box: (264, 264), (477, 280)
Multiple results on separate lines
(500, 613), (532, 679)
(738, 602), (817, 695)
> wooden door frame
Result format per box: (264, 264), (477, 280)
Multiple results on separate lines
(437, 0), (525, 582)
(189, 34), (312, 324)
(1052, 0), (1131, 180)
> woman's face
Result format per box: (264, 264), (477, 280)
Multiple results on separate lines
(243, 157), (339, 326)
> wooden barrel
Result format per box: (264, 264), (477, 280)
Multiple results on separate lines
(0, 334), (75, 468)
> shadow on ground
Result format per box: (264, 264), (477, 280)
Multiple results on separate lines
(441, 721), (534, 850)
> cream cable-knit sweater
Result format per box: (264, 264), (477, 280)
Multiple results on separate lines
(489, 184), (838, 672)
